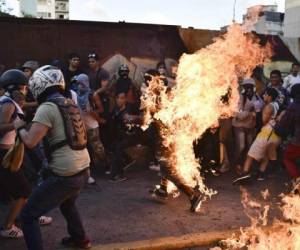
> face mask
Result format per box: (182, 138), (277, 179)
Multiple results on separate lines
(158, 67), (166, 76)
(243, 85), (254, 99)
(120, 71), (129, 78)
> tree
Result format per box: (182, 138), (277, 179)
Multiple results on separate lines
(0, 0), (14, 17)
(21, 11), (35, 18)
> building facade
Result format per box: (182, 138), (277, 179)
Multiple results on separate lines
(55, 0), (69, 19)
(243, 5), (284, 35)
(284, 0), (300, 37)
(19, 0), (69, 19)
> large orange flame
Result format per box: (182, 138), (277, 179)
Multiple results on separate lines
(141, 23), (272, 205)
(216, 189), (300, 250)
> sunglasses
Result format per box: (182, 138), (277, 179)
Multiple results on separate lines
(88, 53), (98, 59)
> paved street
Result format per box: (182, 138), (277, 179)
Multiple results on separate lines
(0, 160), (290, 250)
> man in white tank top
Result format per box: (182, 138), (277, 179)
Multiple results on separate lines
(0, 70), (52, 239)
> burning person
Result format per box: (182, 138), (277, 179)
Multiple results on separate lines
(144, 73), (203, 213)
(142, 24), (272, 213)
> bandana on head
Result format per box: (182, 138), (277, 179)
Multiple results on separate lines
(75, 74), (91, 111)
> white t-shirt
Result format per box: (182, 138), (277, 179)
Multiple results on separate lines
(283, 74), (300, 92)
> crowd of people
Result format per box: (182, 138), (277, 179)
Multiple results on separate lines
(0, 51), (299, 250)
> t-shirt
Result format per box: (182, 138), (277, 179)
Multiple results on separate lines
(86, 68), (110, 91)
(62, 68), (83, 90)
(283, 74), (300, 92)
(115, 77), (132, 94)
(111, 104), (140, 140)
(111, 106), (129, 140)
(232, 94), (263, 129)
(33, 102), (90, 176)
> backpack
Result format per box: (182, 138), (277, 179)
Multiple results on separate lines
(47, 97), (87, 155)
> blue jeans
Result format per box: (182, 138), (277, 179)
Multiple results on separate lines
(19, 168), (89, 250)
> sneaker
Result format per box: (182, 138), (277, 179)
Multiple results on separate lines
(149, 163), (160, 172)
(123, 160), (136, 170)
(292, 177), (300, 194)
(109, 175), (127, 182)
(211, 169), (221, 176)
(61, 236), (92, 249)
(149, 185), (168, 199)
(0, 225), (23, 238)
(257, 171), (266, 181)
(232, 173), (252, 185)
(170, 189), (181, 198)
(219, 163), (230, 173)
(39, 216), (52, 226)
(87, 176), (96, 185)
(190, 193), (203, 213)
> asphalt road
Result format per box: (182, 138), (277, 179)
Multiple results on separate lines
(0, 160), (290, 250)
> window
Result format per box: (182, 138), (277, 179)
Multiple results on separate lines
(265, 12), (282, 23)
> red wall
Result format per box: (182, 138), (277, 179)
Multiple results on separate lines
(0, 17), (187, 68)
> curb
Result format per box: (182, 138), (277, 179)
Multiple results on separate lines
(59, 229), (237, 250)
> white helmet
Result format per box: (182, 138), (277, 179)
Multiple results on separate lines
(241, 78), (255, 86)
(29, 65), (65, 100)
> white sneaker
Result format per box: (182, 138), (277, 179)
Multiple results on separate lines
(0, 225), (23, 238)
(39, 216), (53, 226)
(87, 176), (96, 185)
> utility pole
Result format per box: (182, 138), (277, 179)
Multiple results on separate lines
(232, 0), (237, 22)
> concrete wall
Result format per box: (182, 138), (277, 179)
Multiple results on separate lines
(281, 36), (300, 61)
(284, 0), (300, 37)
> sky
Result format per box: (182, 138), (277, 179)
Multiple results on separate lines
(7, 0), (285, 30)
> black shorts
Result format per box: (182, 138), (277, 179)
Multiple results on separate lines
(0, 149), (31, 199)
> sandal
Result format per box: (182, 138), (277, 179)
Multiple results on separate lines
(0, 225), (23, 238)
(39, 216), (53, 226)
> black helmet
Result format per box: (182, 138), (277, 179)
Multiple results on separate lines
(0, 69), (28, 92)
(118, 64), (129, 72)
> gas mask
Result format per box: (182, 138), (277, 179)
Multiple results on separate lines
(119, 70), (129, 79)
(158, 67), (166, 76)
